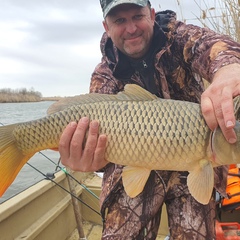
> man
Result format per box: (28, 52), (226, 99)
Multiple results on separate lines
(59, 0), (240, 239)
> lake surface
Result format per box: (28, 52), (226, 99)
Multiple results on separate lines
(0, 101), (62, 203)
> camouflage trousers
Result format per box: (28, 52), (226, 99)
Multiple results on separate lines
(100, 170), (216, 240)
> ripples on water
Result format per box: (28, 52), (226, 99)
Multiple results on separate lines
(0, 101), (62, 203)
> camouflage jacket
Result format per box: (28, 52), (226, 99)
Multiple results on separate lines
(89, 10), (240, 208)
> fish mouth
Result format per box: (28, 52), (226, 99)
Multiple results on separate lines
(210, 131), (216, 162)
(211, 129), (223, 166)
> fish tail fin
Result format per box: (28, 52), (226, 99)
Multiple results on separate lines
(0, 124), (34, 197)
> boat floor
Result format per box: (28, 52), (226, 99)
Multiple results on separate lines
(68, 221), (167, 240)
(68, 174), (168, 239)
(68, 221), (102, 240)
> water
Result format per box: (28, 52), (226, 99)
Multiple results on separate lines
(0, 101), (62, 204)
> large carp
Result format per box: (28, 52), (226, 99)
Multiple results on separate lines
(0, 84), (240, 204)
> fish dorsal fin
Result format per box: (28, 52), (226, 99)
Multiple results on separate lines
(187, 159), (214, 205)
(118, 84), (158, 101)
(47, 84), (157, 115)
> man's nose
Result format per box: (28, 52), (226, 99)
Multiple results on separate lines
(125, 20), (137, 34)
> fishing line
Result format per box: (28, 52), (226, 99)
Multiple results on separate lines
(38, 151), (100, 200)
(27, 162), (101, 216)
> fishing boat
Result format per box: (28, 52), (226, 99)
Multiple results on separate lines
(0, 169), (169, 240)
(1, 162), (240, 240)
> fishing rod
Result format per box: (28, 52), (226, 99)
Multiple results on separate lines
(38, 151), (99, 200)
(27, 162), (101, 217)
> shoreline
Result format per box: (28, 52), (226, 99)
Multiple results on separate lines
(0, 97), (62, 103)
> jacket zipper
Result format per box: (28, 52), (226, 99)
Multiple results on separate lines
(143, 60), (148, 68)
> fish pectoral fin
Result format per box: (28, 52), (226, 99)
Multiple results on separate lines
(122, 166), (151, 198)
(187, 159), (214, 205)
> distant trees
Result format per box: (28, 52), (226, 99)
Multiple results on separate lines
(0, 88), (42, 103)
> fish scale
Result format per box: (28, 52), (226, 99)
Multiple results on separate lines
(11, 98), (208, 170)
(1, 84), (240, 205)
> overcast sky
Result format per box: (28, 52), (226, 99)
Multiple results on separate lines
(0, 0), (216, 97)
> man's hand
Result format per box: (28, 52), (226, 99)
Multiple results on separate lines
(59, 117), (109, 171)
(201, 63), (240, 143)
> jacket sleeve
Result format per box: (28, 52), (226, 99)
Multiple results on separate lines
(175, 22), (240, 81)
(89, 59), (122, 94)
(89, 29), (126, 96)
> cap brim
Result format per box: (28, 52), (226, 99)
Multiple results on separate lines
(103, 0), (148, 18)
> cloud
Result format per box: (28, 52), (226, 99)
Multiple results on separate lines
(0, 0), (216, 97)
(0, 0), (104, 97)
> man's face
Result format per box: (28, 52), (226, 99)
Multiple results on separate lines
(103, 4), (155, 59)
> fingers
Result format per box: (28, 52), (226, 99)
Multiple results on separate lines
(59, 121), (78, 166)
(201, 87), (237, 144)
(92, 134), (109, 170)
(59, 117), (108, 172)
(81, 121), (99, 161)
(206, 63), (240, 143)
(221, 89), (235, 129)
(81, 120), (109, 171)
(69, 117), (89, 162)
(201, 96), (217, 131)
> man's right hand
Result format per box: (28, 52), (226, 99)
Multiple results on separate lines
(59, 117), (109, 172)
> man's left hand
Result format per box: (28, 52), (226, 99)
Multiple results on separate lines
(201, 63), (240, 143)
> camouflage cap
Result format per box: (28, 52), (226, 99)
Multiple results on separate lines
(100, 0), (149, 18)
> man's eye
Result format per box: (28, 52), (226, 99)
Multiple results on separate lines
(115, 18), (125, 24)
(134, 15), (144, 20)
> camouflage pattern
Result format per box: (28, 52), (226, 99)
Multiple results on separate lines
(90, 10), (240, 240)
(100, 0), (149, 18)
(101, 167), (217, 239)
